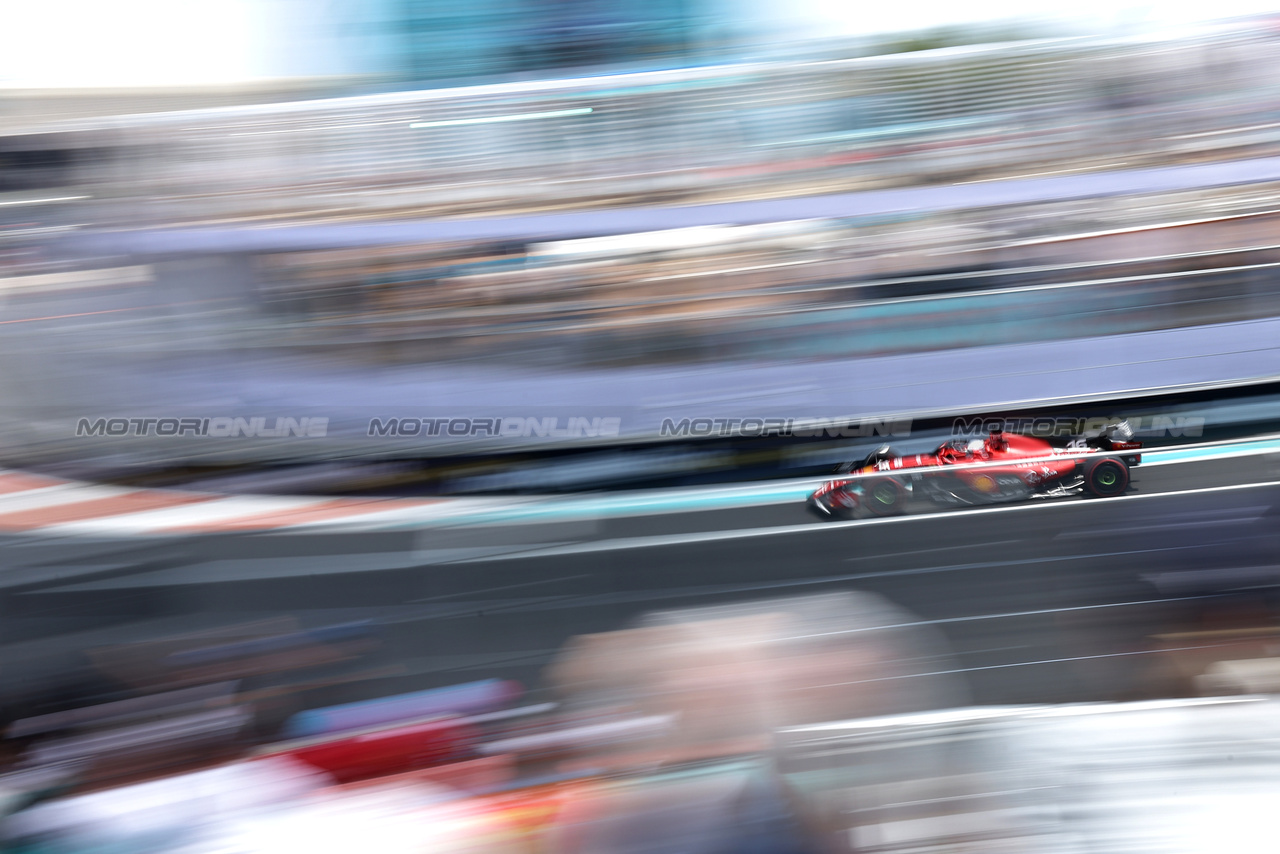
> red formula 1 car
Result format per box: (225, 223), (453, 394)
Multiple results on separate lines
(807, 423), (1142, 520)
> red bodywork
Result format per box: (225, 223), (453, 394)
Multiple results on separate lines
(258, 716), (478, 783)
(810, 431), (1142, 517)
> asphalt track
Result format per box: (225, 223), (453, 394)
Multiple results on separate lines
(3, 444), (1280, 722)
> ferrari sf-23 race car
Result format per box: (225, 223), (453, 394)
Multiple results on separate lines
(808, 423), (1142, 520)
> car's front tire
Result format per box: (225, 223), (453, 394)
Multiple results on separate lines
(865, 477), (907, 516)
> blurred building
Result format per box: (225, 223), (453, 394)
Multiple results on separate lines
(278, 0), (724, 89)
(382, 0), (712, 84)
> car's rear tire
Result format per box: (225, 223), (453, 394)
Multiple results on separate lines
(865, 477), (907, 516)
(1084, 458), (1129, 497)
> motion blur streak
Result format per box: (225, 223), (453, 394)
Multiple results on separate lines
(8, 7), (1280, 854)
(0, 309), (138, 324)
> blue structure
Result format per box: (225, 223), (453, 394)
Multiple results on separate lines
(338, 0), (714, 86)
(283, 678), (522, 738)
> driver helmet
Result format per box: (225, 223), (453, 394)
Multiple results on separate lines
(863, 444), (897, 467)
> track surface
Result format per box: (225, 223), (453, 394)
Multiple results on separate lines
(3, 450), (1279, 720)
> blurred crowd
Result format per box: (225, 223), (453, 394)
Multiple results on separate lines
(4, 25), (1280, 229)
(4, 25), (1280, 376)
(3, 592), (1279, 853)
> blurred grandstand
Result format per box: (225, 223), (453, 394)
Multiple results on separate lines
(0, 25), (1277, 227)
(2, 23), (1280, 483)
(6, 21), (1280, 478)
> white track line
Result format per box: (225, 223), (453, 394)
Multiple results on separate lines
(40, 495), (337, 535)
(458, 478), (1280, 560)
(0, 484), (134, 515)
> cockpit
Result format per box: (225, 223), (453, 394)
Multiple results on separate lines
(935, 438), (985, 462)
(860, 444), (898, 468)
(832, 445), (897, 474)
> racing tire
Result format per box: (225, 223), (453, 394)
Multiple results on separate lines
(865, 477), (907, 516)
(1083, 458), (1129, 497)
